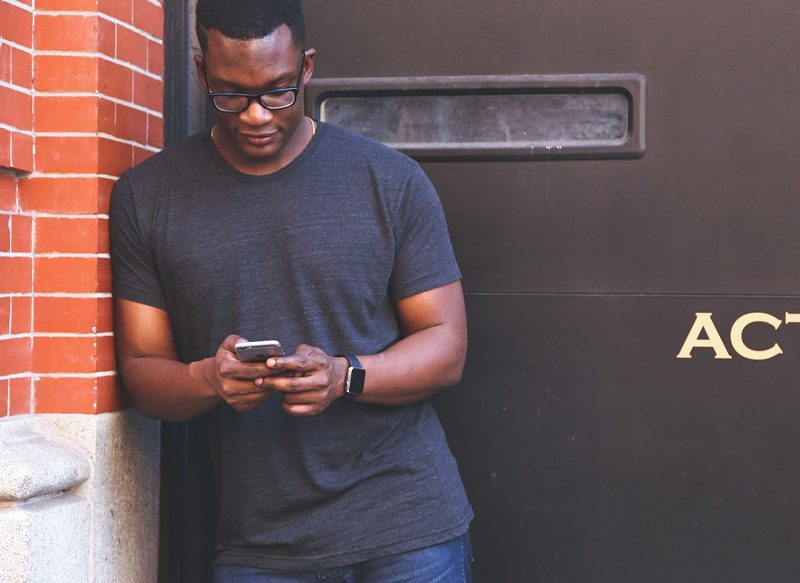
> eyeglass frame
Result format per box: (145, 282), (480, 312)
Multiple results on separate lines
(202, 48), (307, 113)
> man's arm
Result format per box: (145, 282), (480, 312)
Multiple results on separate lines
(357, 279), (468, 404)
(114, 298), (276, 421)
(258, 280), (467, 416)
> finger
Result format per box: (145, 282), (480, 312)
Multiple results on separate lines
(281, 393), (326, 409)
(230, 392), (275, 412)
(221, 334), (247, 353)
(267, 344), (325, 372)
(260, 372), (316, 393)
(220, 379), (273, 399)
(267, 352), (325, 374)
(219, 358), (272, 380)
(224, 385), (277, 409)
(282, 401), (325, 417)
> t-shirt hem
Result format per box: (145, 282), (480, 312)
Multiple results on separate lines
(212, 506), (473, 572)
(391, 269), (462, 302)
(112, 284), (168, 311)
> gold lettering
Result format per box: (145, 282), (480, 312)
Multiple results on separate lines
(730, 312), (783, 361)
(676, 313), (732, 359)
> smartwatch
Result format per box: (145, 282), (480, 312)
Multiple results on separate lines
(335, 354), (365, 401)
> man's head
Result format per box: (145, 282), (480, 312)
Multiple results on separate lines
(196, 0), (305, 54)
(194, 0), (315, 176)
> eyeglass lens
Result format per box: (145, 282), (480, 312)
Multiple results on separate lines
(212, 90), (296, 112)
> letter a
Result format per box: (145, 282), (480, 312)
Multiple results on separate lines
(676, 313), (733, 359)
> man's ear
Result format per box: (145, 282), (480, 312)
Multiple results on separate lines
(194, 55), (206, 88)
(302, 48), (317, 85)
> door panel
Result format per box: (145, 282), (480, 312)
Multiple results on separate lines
(303, 0), (800, 580)
(435, 295), (800, 581)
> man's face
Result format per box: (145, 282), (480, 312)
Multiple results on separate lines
(196, 24), (314, 175)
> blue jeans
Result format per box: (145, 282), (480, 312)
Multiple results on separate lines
(213, 533), (472, 583)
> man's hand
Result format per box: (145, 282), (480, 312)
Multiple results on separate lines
(211, 335), (280, 412)
(255, 344), (348, 416)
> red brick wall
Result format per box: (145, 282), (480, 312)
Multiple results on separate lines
(0, 0), (163, 416)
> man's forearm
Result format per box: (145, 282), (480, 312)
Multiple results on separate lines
(120, 355), (221, 421)
(355, 323), (466, 406)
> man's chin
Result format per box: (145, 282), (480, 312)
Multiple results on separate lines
(237, 139), (282, 161)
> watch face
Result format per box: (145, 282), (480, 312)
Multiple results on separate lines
(346, 366), (366, 394)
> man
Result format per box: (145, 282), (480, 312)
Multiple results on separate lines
(109, 0), (473, 580)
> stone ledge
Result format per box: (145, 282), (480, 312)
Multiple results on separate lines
(0, 417), (91, 502)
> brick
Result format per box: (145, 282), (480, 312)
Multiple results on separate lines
(37, 0), (97, 9)
(11, 213), (31, 253)
(0, 337), (32, 376)
(34, 256), (108, 294)
(36, 216), (101, 254)
(0, 378), (7, 417)
(10, 295), (32, 335)
(98, 59), (133, 102)
(99, 0), (133, 25)
(100, 101), (147, 145)
(34, 375), (96, 414)
(11, 47), (32, 89)
(33, 334), (114, 374)
(97, 257), (112, 293)
(117, 26), (148, 71)
(98, 137), (133, 176)
(35, 296), (112, 334)
(0, 3), (33, 48)
(97, 178), (114, 213)
(35, 136), (98, 174)
(147, 39), (163, 76)
(0, 256), (32, 293)
(134, 0), (163, 39)
(35, 55), (98, 92)
(9, 376), (32, 416)
(133, 71), (162, 112)
(98, 97), (115, 132)
(97, 375), (132, 414)
(0, 87), (33, 131)
(0, 296), (9, 334)
(20, 177), (103, 214)
(36, 95), (99, 133)
(0, 44), (10, 85)
(147, 114), (163, 148)
(98, 18), (116, 59)
(0, 175), (16, 211)
(98, 216), (110, 252)
(34, 14), (98, 53)
(0, 213), (9, 252)
(10, 132), (33, 173)
(0, 127), (10, 168)
(133, 146), (155, 165)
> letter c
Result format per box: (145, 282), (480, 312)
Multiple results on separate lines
(730, 312), (783, 361)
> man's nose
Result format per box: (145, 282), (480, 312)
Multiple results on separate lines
(240, 98), (276, 124)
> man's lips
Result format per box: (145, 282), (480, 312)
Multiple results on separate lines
(240, 131), (278, 146)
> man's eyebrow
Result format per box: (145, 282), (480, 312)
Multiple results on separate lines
(210, 71), (298, 92)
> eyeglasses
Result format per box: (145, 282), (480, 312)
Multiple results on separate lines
(203, 49), (306, 113)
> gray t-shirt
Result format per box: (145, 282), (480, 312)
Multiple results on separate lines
(109, 122), (473, 570)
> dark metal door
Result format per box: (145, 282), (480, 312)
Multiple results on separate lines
(303, 1), (800, 581)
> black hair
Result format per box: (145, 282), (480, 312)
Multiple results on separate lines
(196, 0), (305, 52)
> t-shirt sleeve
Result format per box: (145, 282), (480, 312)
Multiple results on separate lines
(388, 164), (462, 301)
(108, 174), (168, 310)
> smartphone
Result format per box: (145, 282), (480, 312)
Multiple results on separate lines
(234, 340), (284, 363)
